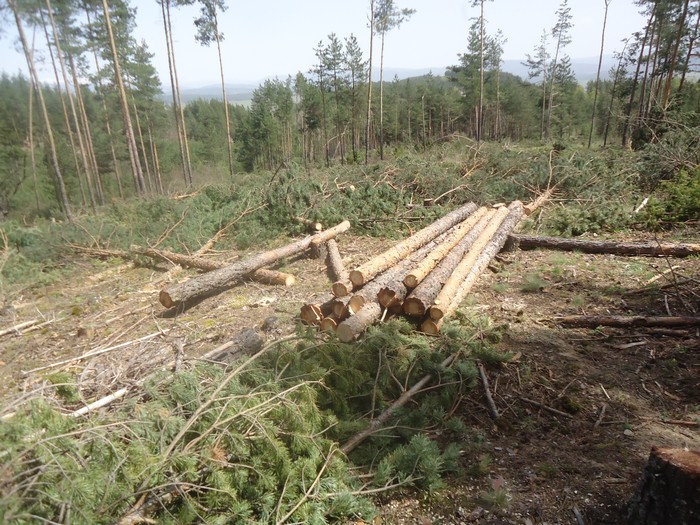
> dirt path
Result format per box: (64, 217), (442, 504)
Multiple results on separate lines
(1, 234), (698, 524)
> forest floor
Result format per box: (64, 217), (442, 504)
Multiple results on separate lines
(0, 227), (698, 524)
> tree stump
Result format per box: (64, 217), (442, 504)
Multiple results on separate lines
(626, 447), (700, 524)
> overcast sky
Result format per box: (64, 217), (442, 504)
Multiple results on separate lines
(2, 0), (646, 88)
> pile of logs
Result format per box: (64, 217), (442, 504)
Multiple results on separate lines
(301, 201), (526, 342)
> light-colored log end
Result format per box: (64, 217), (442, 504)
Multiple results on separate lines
(348, 295), (366, 314)
(332, 280), (352, 297)
(429, 305), (446, 321)
(349, 270), (365, 288)
(320, 317), (338, 332)
(420, 318), (441, 335)
(403, 274), (419, 289)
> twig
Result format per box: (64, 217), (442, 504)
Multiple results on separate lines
(477, 361), (499, 420)
(573, 505), (585, 525)
(69, 388), (129, 417)
(520, 397), (574, 419)
(0, 319), (39, 338)
(22, 330), (168, 375)
(594, 403), (607, 428)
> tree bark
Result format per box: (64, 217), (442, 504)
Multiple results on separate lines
(160, 221), (350, 308)
(325, 239), (347, 283)
(429, 206), (511, 321)
(365, 0), (374, 165)
(9, 0), (73, 220)
(337, 302), (382, 343)
(349, 202), (478, 287)
(404, 209), (494, 317)
(403, 207), (489, 289)
(626, 447), (700, 525)
(557, 315), (700, 329)
(509, 235), (700, 257)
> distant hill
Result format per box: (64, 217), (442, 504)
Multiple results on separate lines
(166, 56), (619, 105)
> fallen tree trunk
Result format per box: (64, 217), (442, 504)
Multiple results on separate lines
(295, 216), (323, 232)
(423, 201), (525, 333)
(523, 187), (555, 216)
(430, 206), (511, 319)
(510, 235), (700, 258)
(557, 315), (700, 328)
(403, 210), (495, 317)
(325, 239), (346, 282)
(160, 221), (350, 308)
(349, 202), (478, 287)
(131, 246), (295, 287)
(626, 447), (700, 525)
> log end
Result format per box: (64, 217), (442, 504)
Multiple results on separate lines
(159, 289), (175, 309)
(403, 298), (427, 317)
(378, 288), (397, 308)
(421, 318), (441, 335)
(349, 270), (365, 288)
(403, 274), (419, 289)
(332, 281), (352, 298)
(348, 295), (366, 314)
(300, 304), (323, 326)
(320, 317), (338, 332)
(429, 305), (446, 321)
(336, 323), (356, 343)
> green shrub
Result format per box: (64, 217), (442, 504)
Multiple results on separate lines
(642, 168), (700, 226)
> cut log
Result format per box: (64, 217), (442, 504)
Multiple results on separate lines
(295, 216), (323, 232)
(332, 279), (354, 298)
(403, 207), (490, 289)
(430, 206), (510, 320)
(300, 294), (335, 326)
(336, 302), (383, 343)
(626, 447), (700, 525)
(131, 245), (295, 287)
(403, 210), (495, 317)
(348, 202), (478, 287)
(510, 235), (700, 258)
(160, 220), (350, 308)
(557, 315), (700, 328)
(423, 201), (525, 332)
(348, 226), (457, 314)
(331, 296), (352, 319)
(246, 268), (295, 287)
(326, 239), (346, 281)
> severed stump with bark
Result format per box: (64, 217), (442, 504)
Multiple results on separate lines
(159, 220), (350, 308)
(626, 447), (700, 524)
(509, 235), (700, 257)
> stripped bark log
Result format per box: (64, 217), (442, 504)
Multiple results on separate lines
(403, 207), (490, 289)
(348, 202), (478, 287)
(429, 206), (510, 320)
(509, 235), (700, 257)
(557, 315), (700, 328)
(403, 210), (495, 317)
(336, 302), (383, 343)
(248, 268), (295, 287)
(423, 201), (525, 333)
(295, 216), (323, 232)
(160, 221), (350, 308)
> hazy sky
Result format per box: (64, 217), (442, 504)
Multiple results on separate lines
(2, 0), (646, 88)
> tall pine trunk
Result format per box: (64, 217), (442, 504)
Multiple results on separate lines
(9, 0), (73, 220)
(365, 0), (375, 165)
(661, 0), (690, 108)
(588, 0), (610, 149)
(101, 0), (146, 194)
(212, 14), (235, 178)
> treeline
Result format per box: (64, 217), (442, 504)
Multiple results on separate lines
(0, 0), (697, 219)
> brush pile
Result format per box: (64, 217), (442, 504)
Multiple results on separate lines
(301, 201), (525, 341)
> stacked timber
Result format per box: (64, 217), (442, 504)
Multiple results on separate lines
(301, 201), (525, 342)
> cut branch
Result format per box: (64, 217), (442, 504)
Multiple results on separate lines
(159, 221), (350, 308)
